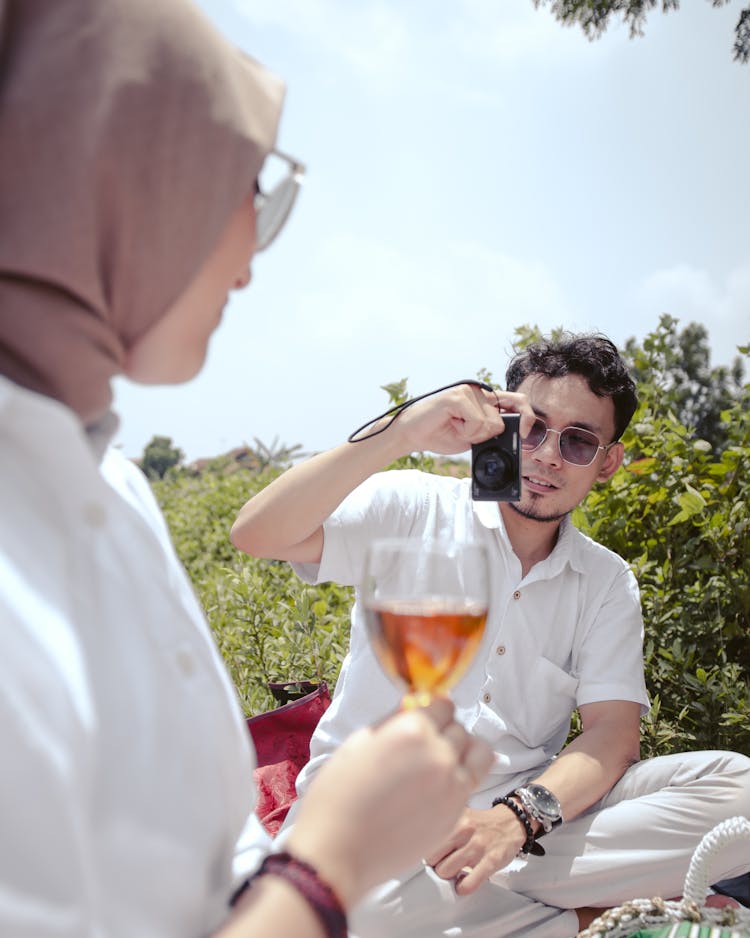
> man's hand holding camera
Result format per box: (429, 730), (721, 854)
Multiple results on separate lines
(230, 382), (534, 573)
(389, 384), (534, 462)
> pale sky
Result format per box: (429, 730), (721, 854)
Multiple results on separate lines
(112, 0), (750, 463)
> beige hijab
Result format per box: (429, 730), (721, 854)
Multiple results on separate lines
(0, 0), (284, 424)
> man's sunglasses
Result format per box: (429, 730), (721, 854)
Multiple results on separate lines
(254, 148), (305, 252)
(521, 418), (616, 467)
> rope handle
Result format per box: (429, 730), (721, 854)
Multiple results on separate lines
(577, 817), (750, 938)
(682, 815), (750, 909)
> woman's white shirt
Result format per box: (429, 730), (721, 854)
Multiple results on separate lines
(0, 376), (268, 937)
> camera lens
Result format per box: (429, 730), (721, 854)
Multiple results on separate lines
(473, 447), (514, 492)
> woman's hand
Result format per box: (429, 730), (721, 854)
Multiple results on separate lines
(285, 698), (493, 908)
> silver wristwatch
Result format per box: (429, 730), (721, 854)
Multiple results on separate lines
(511, 783), (563, 834)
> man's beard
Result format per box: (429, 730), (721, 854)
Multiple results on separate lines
(507, 494), (570, 525)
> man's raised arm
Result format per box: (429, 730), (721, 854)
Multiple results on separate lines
(230, 383), (531, 563)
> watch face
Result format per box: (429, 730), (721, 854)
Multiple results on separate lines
(526, 783), (561, 819)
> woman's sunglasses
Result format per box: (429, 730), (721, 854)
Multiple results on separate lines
(521, 418), (616, 467)
(254, 149), (305, 252)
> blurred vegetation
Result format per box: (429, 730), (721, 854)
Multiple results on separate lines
(151, 317), (750, 757)
(533, 0), (750, 65)
(140, 434), (184, 480)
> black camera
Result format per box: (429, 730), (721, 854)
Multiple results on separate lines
(471, 413), (521, 502)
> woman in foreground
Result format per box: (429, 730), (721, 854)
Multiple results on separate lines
(0, 1), (492, 935)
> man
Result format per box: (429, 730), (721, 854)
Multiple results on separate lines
(232, 334), (750, 937)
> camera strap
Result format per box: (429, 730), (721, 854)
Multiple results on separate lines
(347, 379), (497, 444)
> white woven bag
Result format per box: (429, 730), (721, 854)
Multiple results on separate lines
(578, 816), (750, 938)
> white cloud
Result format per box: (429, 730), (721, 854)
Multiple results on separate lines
(449, 240), (570, 323)
(233, 0), (410, 90)
(272, 233), (571, 380)
(232, 0), (621, 100)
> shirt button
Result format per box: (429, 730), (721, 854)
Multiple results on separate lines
(82, 502), (107, 528)
(175, 648), (196, 677)
(496, 645), (506, 656)
(513, 590), (521, 600)
(482, 692), (491, 703)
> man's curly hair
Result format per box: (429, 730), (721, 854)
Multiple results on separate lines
(505, 333), (638, 442)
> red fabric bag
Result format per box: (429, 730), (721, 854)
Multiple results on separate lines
(246, 681), (331, 836)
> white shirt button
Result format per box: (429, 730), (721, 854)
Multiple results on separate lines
(496, 644), (506, 656)
(482, 692), (491, 703)
(82, 502), (107, 528)
(513, 590), (521, 600)
(175, 648), (196, 677)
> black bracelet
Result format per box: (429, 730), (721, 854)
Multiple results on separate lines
(491, 795), (538, 856)
(231, 851), (347, 938)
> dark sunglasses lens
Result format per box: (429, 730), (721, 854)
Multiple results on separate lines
(559, 428), (599, 465)
(522, 419), (548, 450)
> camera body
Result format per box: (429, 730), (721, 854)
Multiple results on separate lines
(471, 413), (521, 502)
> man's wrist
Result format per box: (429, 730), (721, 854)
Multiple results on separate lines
(511, 784), (564, 836)
(345, 414), (413, 465)
(490, 795), (536, 856)
(511, 796), (543, 836)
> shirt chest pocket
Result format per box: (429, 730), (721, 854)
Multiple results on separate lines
(503, 656), (579, 750)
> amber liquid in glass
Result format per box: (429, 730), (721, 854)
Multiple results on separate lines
(365, 598), (487, 704)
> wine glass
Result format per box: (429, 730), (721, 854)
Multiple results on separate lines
(361, 538), (490, 708)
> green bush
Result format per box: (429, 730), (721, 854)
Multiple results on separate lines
(152, 323), (750, 758)
(577, 327), (750, 756)
(155, 468), (353, 715)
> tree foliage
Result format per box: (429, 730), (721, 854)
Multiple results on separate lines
(140, 434), (184, 480)
(624, 315), (746, 454)
(534, 0), (750, 63)
(576, 317), (750, 755)
(249, 436), (307, 472)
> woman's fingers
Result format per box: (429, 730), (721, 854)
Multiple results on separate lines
(413, 699), (493, 785)
(418, 698), (493, 788)
(289, 699), (493, 906)
(419, 696), (455, 732)
(441, 720), (470, 758)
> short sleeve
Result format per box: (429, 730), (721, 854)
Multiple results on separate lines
(574, 565), (650, 714)
(292, 470), (431, 587)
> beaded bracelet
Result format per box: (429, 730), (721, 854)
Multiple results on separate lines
(231, 851), (347, 938)
(491, 794), (541, 856)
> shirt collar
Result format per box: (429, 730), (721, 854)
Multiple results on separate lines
(85, 409), (120, 462)
(472, 498), (587, 577)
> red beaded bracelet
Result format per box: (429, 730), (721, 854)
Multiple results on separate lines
(231, 851), (347, 938)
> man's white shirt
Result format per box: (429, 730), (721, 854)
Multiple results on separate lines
(293, 469), (649, 807)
